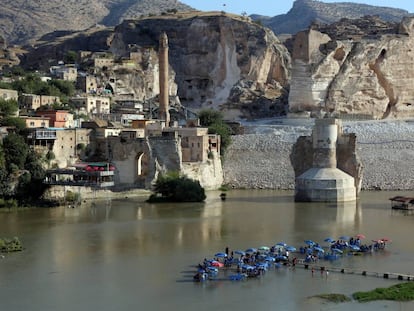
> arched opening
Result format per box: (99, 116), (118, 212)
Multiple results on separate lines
(136, 152), (149, 179)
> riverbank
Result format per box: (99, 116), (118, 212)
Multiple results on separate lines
(223, 118), (414, 190)
(43, 185), (151, 203)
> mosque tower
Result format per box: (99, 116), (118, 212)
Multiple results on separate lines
(158, 32), (170, 126)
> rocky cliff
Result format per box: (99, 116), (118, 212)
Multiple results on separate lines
(0, 0), (193, 45)
(109, 13), (290, 119)
(256, 0), (410, 35)
(288, 16), (414, 119)
(21, 12), (290, 120)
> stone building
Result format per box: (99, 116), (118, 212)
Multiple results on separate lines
(21, 116), (50, 128)
(35, 110), (74, 128)
(19, 94), (61, 110)
(50, 65), (77, 81)
(70, 95), (111, 115)
(0, 88), (18, 101)
(76, 75), (98, 93)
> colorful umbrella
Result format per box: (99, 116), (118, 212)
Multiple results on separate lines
(349, 245), (360, 251)
(313, 246), (325, 253)
(355, 234), (366, 239)
(245, 248), (257, 253)
(210, 260), (224, 267)
(234, 250), (245, 256)
(324, 237), (335, 243)
(285, 246), (296, 252)
(304, 240), (314, 246)
(258, 246), (270, 252)
(214, 252), (227, 258)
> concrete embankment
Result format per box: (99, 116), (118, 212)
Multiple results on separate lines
(223, 119), (414, 190)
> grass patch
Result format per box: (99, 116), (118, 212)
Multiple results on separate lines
(312, 293), (351, 303)
(353, 282), (414, 302)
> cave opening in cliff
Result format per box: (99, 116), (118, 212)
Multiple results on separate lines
(379, 49), (387, 61)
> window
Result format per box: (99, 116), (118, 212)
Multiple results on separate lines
(30, 122), (35, 127)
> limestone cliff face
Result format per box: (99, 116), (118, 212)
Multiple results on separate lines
(181, 156), (223, 190)
(289, 17), (414, 119)
(109, 13), (290, 119)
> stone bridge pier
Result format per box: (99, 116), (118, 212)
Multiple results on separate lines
(292, 118), (361, 202)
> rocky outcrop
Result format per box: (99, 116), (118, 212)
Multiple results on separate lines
(0, 0), (193, 45)
(288, 16), (414, 119)
(109, 13), (290, 119)
(0, 35), (21, 69)
(182, 156), (223, 190)
(19, 12), (290, 120)
(257, 0), (409, 36)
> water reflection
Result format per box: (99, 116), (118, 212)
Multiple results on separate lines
(293, 199), (362, 242)
(1, 190), (414, 311)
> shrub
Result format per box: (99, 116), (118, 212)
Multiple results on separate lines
(148, 172), (206, 202)
(65, 191), (80, 203)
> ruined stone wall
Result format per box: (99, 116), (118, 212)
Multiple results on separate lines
(223, 120), (414, 191)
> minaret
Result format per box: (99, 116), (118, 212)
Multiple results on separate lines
(158, 32), (170, 126)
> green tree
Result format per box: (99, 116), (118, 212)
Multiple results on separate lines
(64, 50), (78, 64)
(0, 98), (18, 117)
(198, 109), (232, 155)
(12, 73), (42, 94)
(2, 133), (29, 172)
(208, 121), (231, 154)
(0, 117), (26, 133)
(48, 79), (75, 97)
(198, 109), (224, 127)
(16, 150), (47, 202)
(149, 172), (206, 202)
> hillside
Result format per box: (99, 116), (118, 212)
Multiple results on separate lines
(0, 0), (411, 46)
(254, 0), (410, 35)
(0, 0), (193, 45)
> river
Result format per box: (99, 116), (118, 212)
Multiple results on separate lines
(0, 190), (413, 310)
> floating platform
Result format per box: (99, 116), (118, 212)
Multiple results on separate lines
(389, 196), (414, 210)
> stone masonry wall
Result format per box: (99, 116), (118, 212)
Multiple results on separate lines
(223, 120), (414, 191)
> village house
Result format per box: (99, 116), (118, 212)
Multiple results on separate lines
(21, 116), (50, 128)
(19, 93), (61, 110)
(163, 126), (220, 162)
(111, 98), (145, 126)
(70, 95), (111, 115)
(27, 127), (92, 167)
(93, 54), (114, 72)
(49, 65), (77, 81)
(35, 110), (74, 128)
(0, 88), (18, 101)
(76, 74), (98, 94)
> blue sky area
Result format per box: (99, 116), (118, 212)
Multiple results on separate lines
(181, 0), (414, 16)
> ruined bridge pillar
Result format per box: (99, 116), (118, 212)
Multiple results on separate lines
(294, 118), (358, 202)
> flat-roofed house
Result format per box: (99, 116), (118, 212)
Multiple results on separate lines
(0, 88), (18, 101)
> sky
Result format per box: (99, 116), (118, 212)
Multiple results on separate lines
(181, 0), (414, 16)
